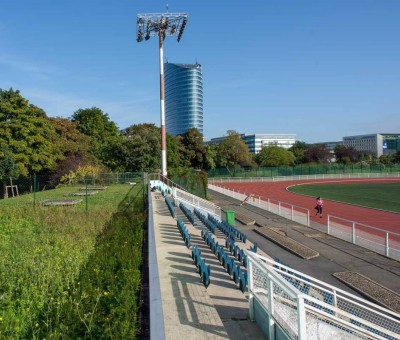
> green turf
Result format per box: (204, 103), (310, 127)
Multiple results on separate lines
(288, 182), (400, 213)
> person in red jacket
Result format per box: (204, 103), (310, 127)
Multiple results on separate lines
(315, 197), (324, 218)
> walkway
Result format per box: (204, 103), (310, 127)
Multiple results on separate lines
(151, 191), (266, 339)
(209, 189), (400, 301)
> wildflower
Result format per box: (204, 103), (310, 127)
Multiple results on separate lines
(35, 323), (39, 328)
(0, 316), (3, 322)
(103, 291), (109, 296)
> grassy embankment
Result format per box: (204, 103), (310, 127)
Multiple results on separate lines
(288, 182), (400, 213)
(0, 183), (145, 338)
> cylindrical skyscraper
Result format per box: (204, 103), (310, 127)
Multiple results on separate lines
(164, 62), (203, 136)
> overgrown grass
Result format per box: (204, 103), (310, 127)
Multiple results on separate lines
(288, 182), (400, 213)
(0, 183), (145, 338)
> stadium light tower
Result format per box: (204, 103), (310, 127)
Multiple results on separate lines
(136, 12), (188, 177)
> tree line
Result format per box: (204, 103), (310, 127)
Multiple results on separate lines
(1, 88), (399, 188)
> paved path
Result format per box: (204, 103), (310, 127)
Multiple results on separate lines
(209, 189), (400, 297)
(151, 192), (266, 339)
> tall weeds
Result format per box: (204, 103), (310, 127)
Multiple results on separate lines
(0, 184), (144, 339)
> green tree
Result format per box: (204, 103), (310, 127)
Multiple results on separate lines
(215, 130), (254, 173)
(0, 144), (19, 179)
(48, 117), (91, 157)
(71, 107), (120, 160)
(167, 133), (183, 171)
(379, 154), (394, 165)
(204, 143), (218, 170)
(393, 151), (400, 164)
(288, 141), (308, 164)
(304, 144), (331, 164)
(121, 123), (161, 172)
(177, 128), (205, 169)
(0, 144), (20, 196)
(334, 145), (360, 164)
(255, 145), (296, 167)
(0, 88), (63, 176)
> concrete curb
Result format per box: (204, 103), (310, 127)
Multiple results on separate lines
(254, 223), (319, 260)
(333, 272), (400, 313)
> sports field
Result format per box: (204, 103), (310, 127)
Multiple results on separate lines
(213, 178), (400, 232)
(288, 182), (400, 213)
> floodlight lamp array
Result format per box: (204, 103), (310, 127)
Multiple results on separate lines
(136, 13), (188, 43)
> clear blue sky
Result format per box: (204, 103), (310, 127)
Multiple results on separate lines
(1, 1), (399, 143)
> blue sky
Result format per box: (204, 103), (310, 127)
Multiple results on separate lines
(1, 1), (399, 143)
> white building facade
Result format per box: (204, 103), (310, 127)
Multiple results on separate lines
(343, 133), (400, 157)
(207, 133), (296, 154)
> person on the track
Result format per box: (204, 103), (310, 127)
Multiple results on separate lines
(315, 197), (324, 218)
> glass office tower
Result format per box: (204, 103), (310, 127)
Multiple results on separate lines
(164, 62), (203, 135)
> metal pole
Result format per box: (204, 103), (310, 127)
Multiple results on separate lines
(385, 233), (389, 257)
(327, 215), (330, 234)
(297, 296), (307, 339)
(159, 32), (167, 177)
(248, 260), (254, 320)
(85, 177), (88, 213)
(33, 173), (36, 208)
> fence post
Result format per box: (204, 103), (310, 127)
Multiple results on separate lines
(85, 177), (88, 213)
(352, 222), (356, 244)
(297, 296), (307, 340)
(33, 173), (37, 208)
(291, 206), (294, 221)
(248, 260), (255, 321)
(332, 289), (338, 308)
(327, 215), (330, 234)
(267, 274), (275, 340)
(385, 233), (389, 257)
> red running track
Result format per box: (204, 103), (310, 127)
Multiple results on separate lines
(214, 178), (400, 234)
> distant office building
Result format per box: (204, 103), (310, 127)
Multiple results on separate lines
(309, 141), (342, 162)
(314, 141), (343, 151)
(343, 133), (400, 157)
(207, 133), (296, 154)
(164, 62), (203, 136)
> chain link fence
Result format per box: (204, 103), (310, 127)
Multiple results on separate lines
(208, 164), (400, 178)
(0, 172), (143, 199)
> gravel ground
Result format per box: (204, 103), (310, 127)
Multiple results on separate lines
(333, 271), (400, 313)
(254, 226), (319, 260)
(233, 212), (255, 225)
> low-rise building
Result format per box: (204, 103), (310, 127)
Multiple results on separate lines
(207, 133), (296, 154)
(343, 133), (400, 157)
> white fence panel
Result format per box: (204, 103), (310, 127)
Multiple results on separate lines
(247, 252), (400, 340)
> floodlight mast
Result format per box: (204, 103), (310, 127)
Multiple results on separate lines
(136, 13), (188, 177)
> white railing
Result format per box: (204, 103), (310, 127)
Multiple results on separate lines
(208, 183), (309, 226)
(247, 252), (400, 340)
(173, 187), (221, 218)
(208, 172), (400, 183)
(325, 215), (400, 261)
(148, 173), (187, 192)
(149, 176), (221, 218)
